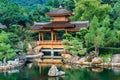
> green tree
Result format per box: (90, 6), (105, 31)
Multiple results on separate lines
(76, 28), (88, 43)
(85, 16), (104, 56)
(62, 0), (75, 12)
(0, 0), (31, 27)
(72, 0), (111, 22)
(113, 17), (120, 29)
(112, 1), (120, 29)
(46, 0), (59, 8)
(101, 0), (117, 7)
(46, 0), (75, 12)
(101, 15), (119, 47)
(29, 6), (51, 22)
(0, 31), (16, 59)
(7, 25), (33, 51)
(62, 33), (86, 56)
(62, 39), (86, 56)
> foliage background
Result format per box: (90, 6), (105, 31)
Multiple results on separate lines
(0, 0), (120, 58)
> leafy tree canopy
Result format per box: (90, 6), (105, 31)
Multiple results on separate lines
(0, 0), (31, 27)
(72, 0), (111, 22)
(0, 31), (16, 59)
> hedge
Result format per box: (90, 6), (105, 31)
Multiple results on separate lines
(87, 47), (120, 54)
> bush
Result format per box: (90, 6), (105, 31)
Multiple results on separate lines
(100, 53), (112, 62)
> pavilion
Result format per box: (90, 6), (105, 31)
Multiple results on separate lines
(31, 6), (89, 59)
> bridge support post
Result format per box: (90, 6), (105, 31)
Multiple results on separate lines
(51, 49), (54, 59)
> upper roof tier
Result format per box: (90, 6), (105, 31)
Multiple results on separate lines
(46, 6), (73, 17)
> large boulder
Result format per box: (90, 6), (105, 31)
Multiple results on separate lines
(78, 57), (87, 64)
(61, 54), (72, 60)
(112, 54), (120, 63)
(33, 46), (42, 54)
(48, 65), (58, 76)
(92, 57), (103, 64)
(26, 43), (33, 55)
(8, 59), (19, 66)
(71, 55), (79, 63)
(48, 65), (65, 76)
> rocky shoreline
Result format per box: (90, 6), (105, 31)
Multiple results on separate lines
(0, 62), (24, 71)
(61, 52), (120, 68)
(73, 62), (120, 68)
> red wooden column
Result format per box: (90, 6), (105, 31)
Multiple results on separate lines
(65, 29), (68, 34)
(51, 30), (54, 41)
(41, 32), (44, 41)
(38, 32), (40, 42)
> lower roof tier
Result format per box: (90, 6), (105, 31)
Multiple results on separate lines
(31, 21), (89, 32)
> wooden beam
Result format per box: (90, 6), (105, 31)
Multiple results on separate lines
(41, 32), (44, 41)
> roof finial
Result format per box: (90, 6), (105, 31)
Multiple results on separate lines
(59, 5), (63, 9)
(58, 0), (63, 8)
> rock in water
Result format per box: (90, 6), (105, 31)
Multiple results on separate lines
(57, 71), (65, 76)
(48, 65), (58, 76)
(48, 65), (65, 76)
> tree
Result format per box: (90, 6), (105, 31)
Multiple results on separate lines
(62, 39), (86, 56)
(62, 33), (86, 56)
(76, 28), (88, 42)
(29, 6), (51, 22)
(46, 0), (75, 12)
(46, 0), (59, 8)
(85, 16), (104, 56)
(7, 25), (33, 51)
(101, 0), (117, 7)
(9, 0), (45, 9)
(113, 17), (120, 29)
(0, 31), (16, 59)
(0, 0), (31, 27)
(101, 14), (119, 47)
(112, 1), (120, 29)
(72, 0), (111, 22)
(62, 0), (75, 12)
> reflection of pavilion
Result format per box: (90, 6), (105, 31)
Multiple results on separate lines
(31, 6), (89, 59)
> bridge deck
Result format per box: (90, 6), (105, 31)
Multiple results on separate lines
(25, 52), (43, 59)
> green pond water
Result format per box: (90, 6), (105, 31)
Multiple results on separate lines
(0, 63), (120, 80)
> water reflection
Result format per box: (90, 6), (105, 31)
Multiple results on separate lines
(112, 67), (120, 75)
(1, 63), (120, 80)
(91, 67), (103, 72)
(8, 69), (19, 74)
(48, 77), (63, 80)
(64, 68), (96, 80)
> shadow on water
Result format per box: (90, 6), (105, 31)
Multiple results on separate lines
(1, 63), (120, 80)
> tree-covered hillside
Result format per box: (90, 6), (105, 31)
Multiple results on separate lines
(8, 0), (46, 6)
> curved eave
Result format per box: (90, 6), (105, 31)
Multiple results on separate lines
(30, 30), (51, 32)
(46, 13), (73, 17)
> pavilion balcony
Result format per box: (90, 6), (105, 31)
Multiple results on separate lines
(33, 40), (64, 49)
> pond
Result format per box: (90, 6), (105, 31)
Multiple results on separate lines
(0, 63), (120, 80)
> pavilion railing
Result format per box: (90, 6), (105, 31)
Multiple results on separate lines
(33, 40), (63, 46)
